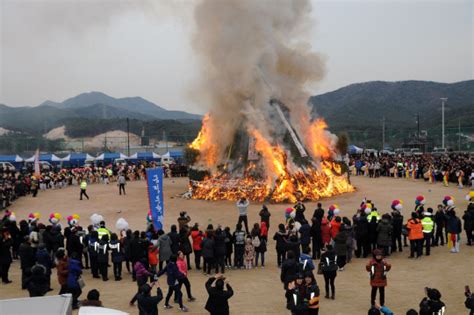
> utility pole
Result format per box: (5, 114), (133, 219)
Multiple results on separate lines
(416, 114), (420, 139)
(126, 118), (130, 157)
(382, 116), (385, 151)
(440, 98), (447, 149)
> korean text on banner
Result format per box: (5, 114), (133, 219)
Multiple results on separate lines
(146, 168), (164, 230)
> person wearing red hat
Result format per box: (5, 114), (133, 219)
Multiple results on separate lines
(366, 249), (391, 306)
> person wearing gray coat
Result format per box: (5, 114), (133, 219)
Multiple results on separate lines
(377, 214), (393, 256)
(158, 232), (172, 271)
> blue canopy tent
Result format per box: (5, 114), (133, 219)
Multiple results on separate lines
(348, 145), (364, 155)
(24, 154), (62, 164)
(128, 152), (161, 162)
(0, 155), (23, 169)
(95, 153), (128, 164)
(163, 150), (184, 164)
(61, 153), (96, 167)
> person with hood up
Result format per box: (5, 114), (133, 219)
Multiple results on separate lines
(137, 283), (163, 315)
(67, 252), (83, 309)
(407, 212), (424, 258)
(36, 244), (53, 291)
(320, 244), (338, 300)
(377, 214), (393, 256)
(156, 254), (187, 312)
(273, 223), (288, 267)
(26, 264), (49, 297)
(205, 274), (234, 315)
(366, 249), (391, 306)
(158, 230), (172, 270)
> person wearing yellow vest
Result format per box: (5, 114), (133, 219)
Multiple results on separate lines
(421, 208), (434, 256)
(97, 221), (111, 240)
(80, 178), (89, 200)
(367, 209), (381, 223)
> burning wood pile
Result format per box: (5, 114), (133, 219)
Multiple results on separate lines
(188, 100), (354, 203)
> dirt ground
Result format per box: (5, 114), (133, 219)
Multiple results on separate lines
(1, 176), (473, 314)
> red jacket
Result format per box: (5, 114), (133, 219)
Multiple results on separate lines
(321, 219), (331, 245)
(148, 244), (159, 266)
(366, 258), (391, 287)
(177, 257), (188, 277)
(330, 219), (341, 240)
(190, 230), (203, 251)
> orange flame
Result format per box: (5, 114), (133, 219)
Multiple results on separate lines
(306, 119), (334, 159)
(189, 114), (218, 167)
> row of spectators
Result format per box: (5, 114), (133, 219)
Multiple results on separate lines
(350, 153), (474, 187)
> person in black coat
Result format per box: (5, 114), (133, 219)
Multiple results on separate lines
(137, 283), (163, 315)
(312, 203), (325, 222)
(462, 204), (474, 246)
(214, 228), (226, 274)
(67, 228), (83, 259)
(201, 232), (216, 275)
(286, 235), (301, 258)
(18, 236), (36, 289)
(97, 235), (109, 281)
(223, 227), (233, 268)
(320, 245), (338, 299)
(294, 202), (307, 224)
(168, 225), (180, 255)
(273, 224), (288, 267)
(310, 217), (322, 260)
(391, 210), (404, 252)
(355, 212), (371, 258)
(433, 205), (446, 246)
(299, 220), (311, 254)
(280, 250), (299, 290)
(259, 205), (271, 229)
(178, 227), (193, 270)
(8, 220), (21, 260)
(36, 244), (53, 290)
(26, 264), (49, 297)
(205, 274), (234, 315)
(368, 216), (379, 251)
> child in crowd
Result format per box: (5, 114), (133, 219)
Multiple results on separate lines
(244, 237), (255, 269)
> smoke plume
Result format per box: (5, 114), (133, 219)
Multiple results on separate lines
(192, 0), (327, 166)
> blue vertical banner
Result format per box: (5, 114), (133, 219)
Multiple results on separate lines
(146, 168), (164, 231)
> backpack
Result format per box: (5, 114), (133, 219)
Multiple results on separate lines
(252, 236), (261, 248)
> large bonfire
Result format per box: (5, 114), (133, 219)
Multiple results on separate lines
(187, 0), (354, 202)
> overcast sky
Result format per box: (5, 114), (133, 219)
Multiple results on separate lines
(0, 0), (472, 114)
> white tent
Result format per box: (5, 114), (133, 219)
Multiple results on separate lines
(95, 153), (129, 161)
(61, 153), (95, 162)
(0, 294), (72, 315)
(25, 154), (62, 163)
(79, 307), (129, 315)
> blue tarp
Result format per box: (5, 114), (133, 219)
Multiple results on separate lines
(0, 155), (23, 162)
(95, 153), (128, 161)
(349, 145), (363, 154)
(128, 152), (161, 161)
(166, 151), (183, 158)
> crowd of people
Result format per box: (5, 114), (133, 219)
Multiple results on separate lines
(350, 153), (474, 188)
(1, 189), (474, 314)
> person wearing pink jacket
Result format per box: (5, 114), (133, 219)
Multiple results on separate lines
(177, 251), (196, 302)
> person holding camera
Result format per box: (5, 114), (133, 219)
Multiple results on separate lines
(419, 287), (445, 314)
(236, 197), (250, 234)
(205, 273), (234, 315)
(137, 282), (163, 315)
(366, 249), (391, 306)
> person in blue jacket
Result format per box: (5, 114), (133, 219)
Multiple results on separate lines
(67, 252), (83, 309)
(156, 254), (187, 312)
(368, 303), (394, 315)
